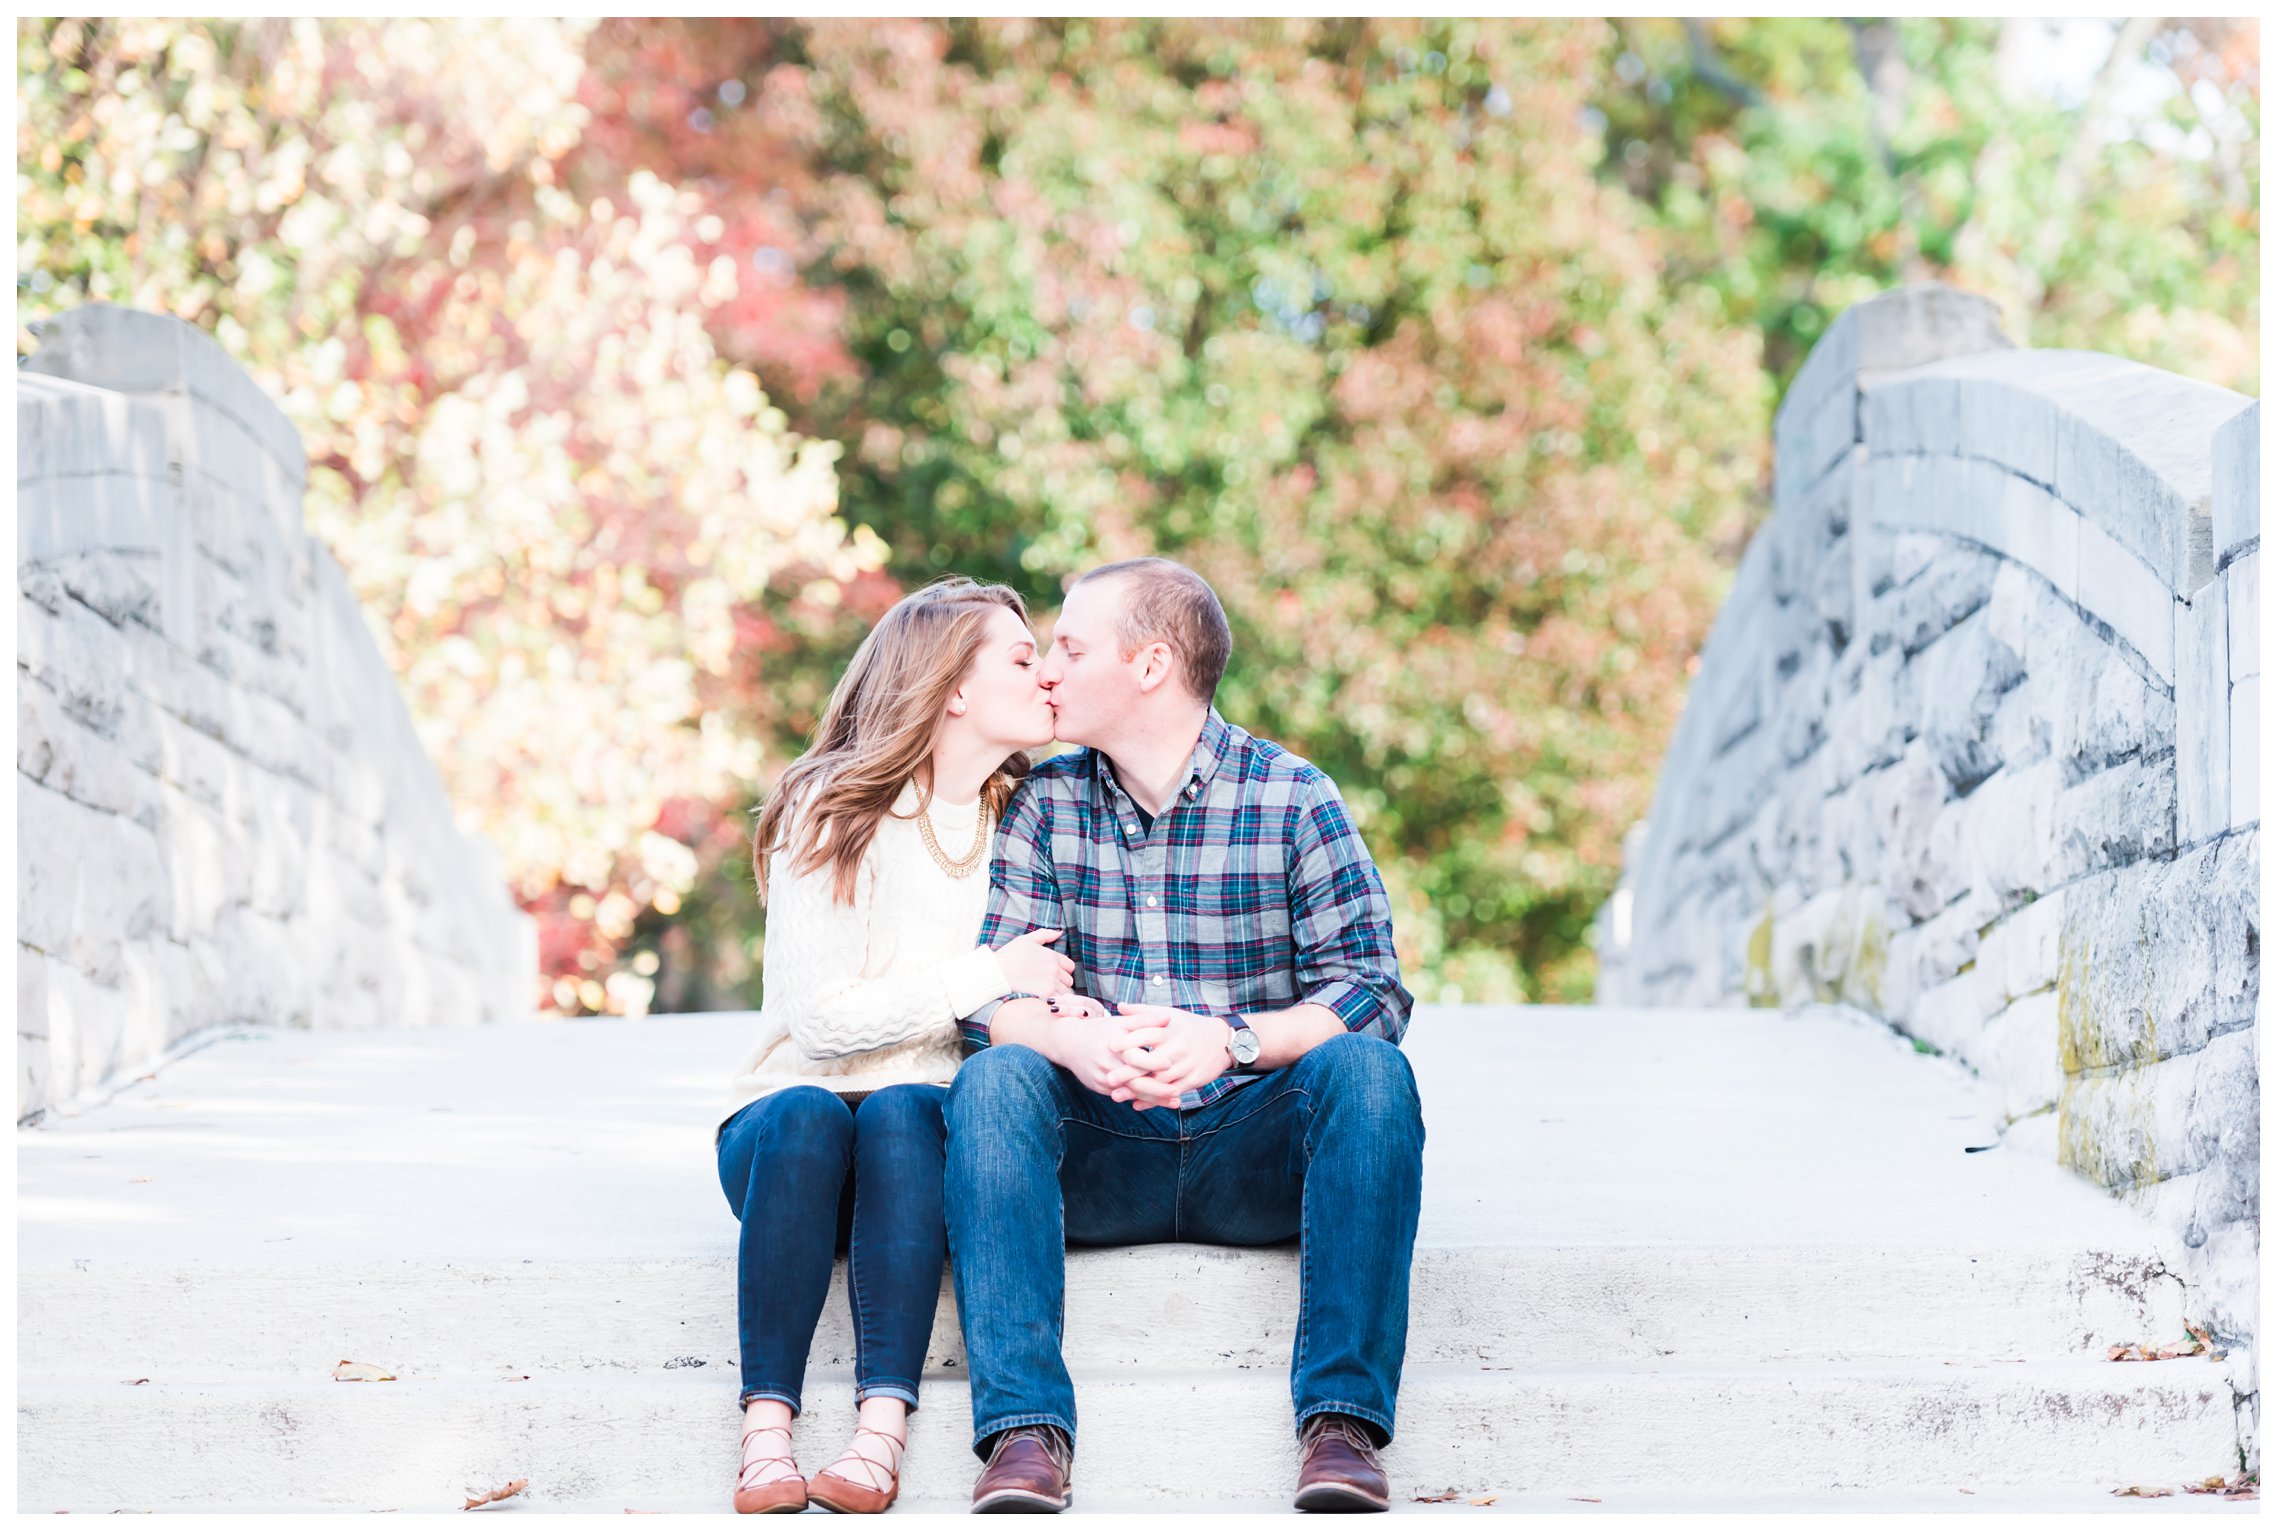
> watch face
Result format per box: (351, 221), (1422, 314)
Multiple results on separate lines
(1232, 1027), (1261, 1065)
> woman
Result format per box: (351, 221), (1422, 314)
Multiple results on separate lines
(717, 576), (1073, 1513)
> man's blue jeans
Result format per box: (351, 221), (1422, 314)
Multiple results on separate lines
(715, 1083), (948, 1414)
(943, 1032), (1425, 1458)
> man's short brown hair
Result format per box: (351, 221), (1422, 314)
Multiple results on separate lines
(1071, 557), (1233, 703)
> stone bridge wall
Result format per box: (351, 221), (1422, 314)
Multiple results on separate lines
(16, 305), (534, 1121)
(1596, 284), (2260, 1432)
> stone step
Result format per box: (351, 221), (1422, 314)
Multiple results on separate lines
(22, 1007), (2238, 1509)
(18, 1241), (2187, 1380)
(16, 1360), (2242, 1513)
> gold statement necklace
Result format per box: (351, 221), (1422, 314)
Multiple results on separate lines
(916, 795), (993, 878)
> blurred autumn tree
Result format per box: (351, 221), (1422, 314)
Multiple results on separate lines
(1590, 17), (2259, 398)
(579, 18), (1766, 1004)
(15, 18), (885, 1017)
(20, 17), (2258, 1011)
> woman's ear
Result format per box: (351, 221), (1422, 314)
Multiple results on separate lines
(946, 689), (969, 717)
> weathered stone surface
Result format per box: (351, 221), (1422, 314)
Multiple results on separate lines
(1973, 887), (2066, 1015)
(23, 303), (308, 488)
(16, 307), (533, 1122)
(2057, 750), (2176, 877)
(2058, 1028), (2255, 1194)
(1975, 989), (2063, 1124)
(2213, 400), (2261, 572)
(1874, 540), (2001, 660)
(18, 777), (170, 990)
(2230, 548), (2260, 683)
(2234, 673), (2260, 829)
(1904, 606), (2024, 795)
(2175, 576), (2232, 846)
(2077, 516), (2178, 684)
(1879, 878), (2003, 1028)
(1607, 286), (2259, 1433)
(1962, 756), (2064, 908)
(19, 677), (157, 825)
(2057, 837), (2257, 1077)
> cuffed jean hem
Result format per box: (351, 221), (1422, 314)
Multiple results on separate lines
(969, 1409), (1076, 1462)
(1295, 1399), (1396, 1448)
(738, 1386), (804, 1414)
(855, 1379), (921, 1410)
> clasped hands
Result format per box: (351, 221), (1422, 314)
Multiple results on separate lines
(1055, 997), (1234, 1110)
(998, 927), (1234, 1108)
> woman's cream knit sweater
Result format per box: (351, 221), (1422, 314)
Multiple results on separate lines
(718, 780), (1012, 1135)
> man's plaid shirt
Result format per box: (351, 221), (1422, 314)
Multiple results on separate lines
(965, 707), (1413, 1109)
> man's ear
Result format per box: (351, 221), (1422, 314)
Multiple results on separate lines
(1134, 641), (1177, 696)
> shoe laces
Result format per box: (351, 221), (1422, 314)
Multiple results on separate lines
(1302, 1412), (1381, 1461)
(995, 1423), (1073, 1475)
(821, 1425), (905, 1493)
(738, 1421), (800, 1490)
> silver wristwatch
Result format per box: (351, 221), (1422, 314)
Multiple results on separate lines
(1223, 1015), (1262, 1071)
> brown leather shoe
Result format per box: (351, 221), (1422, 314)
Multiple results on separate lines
(971, 1424), (1074, 1513)
(1293, 1412), (1390, 1512)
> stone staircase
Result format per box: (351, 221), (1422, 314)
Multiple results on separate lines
(16, 1007), (2250, 1512)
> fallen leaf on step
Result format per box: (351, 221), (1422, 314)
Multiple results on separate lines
(1413, 1488), (1461, 1503)
(1568, 1495), (1600, 1503)
(123, 1378), (148, 1385)
(128, 1178), (151, 1184)
(2107, 1334), (2207, 1362)
(464, 1479), (527, 1510)
(2184, 1470), (2258, 1499)
(2111, 1485), (2173, 1497)
(331, 1360), (396, 1382)
(1468, 1495), (1497, 1506)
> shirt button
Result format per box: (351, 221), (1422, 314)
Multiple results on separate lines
(1146, 896), (1159, 907)
(1151, 975), (1165, 986)
(1125, 821), (1138, 834)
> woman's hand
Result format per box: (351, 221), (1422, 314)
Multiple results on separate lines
(993, 928), (1075, 996)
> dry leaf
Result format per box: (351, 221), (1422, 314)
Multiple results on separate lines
(1468, 1495), (1498, 1506)
(2184, 1471), (2260, 1499)
(2106, 1335), (2206, 1362)
(1413, 1488), (1461, 1503)
(128, 1178), (152, 1184)
(1569, 1495), (1601, 1503)
(2111, 1485), (2173, 1498)
(464, 1479), (528, 1511)
(331, 1360), (396, 1382)
(123, 1378), (149, 1386)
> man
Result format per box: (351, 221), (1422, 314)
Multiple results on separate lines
(945, 557), (1424, 1514)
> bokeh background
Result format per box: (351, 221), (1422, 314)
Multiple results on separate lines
(17, 17), (2258, 1016)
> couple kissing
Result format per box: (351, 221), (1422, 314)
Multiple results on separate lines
(715, 557), (1425, 1513)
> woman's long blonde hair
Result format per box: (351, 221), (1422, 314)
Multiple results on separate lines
(752, 576), (1035, 908)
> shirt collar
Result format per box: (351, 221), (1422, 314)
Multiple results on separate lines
(1091, 707), (1232, 804)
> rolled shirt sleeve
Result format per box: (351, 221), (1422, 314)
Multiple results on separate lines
(1286, 775), (1413, 1044)
(962, 779), (1061, 1052)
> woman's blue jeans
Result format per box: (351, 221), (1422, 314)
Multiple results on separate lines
(715, 1082), (948, 1414)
